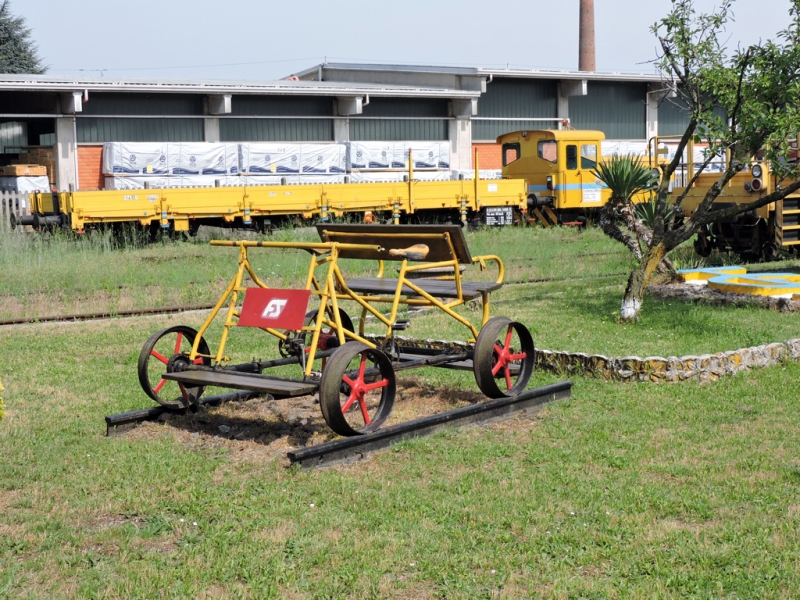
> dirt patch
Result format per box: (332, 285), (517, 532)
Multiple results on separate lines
(121, 379), (486, 465)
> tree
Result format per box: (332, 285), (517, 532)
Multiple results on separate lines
(0, 0), (45, 74)
(618, 0), (800, 321)
(593, 154), (673, 274)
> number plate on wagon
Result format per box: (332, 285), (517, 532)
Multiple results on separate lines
(238, 288), (311, 330)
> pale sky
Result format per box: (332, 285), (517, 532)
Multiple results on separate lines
(18, 0), (794, 81)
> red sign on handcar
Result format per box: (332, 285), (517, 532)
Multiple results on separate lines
(237, 288), (311, 330)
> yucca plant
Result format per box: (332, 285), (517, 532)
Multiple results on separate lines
(593, 154), (657, 205)
(634, 196), (676, 229)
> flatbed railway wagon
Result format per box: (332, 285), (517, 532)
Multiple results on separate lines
(16, 163), (527, 234)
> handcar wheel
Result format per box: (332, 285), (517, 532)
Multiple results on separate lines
(319, 342), (396, 436)
(138, 326), (211, 409)
(473, 317), (534, 398)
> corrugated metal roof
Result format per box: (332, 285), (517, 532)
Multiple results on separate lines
(0, 74), (479, 98)
(296, 62), (670, 83)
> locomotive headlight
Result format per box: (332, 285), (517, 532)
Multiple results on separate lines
(744, 181), (752, 192)
(751, 178), (763, 192)
(752, 164), (763, 178)
(546, 176), (553, 191)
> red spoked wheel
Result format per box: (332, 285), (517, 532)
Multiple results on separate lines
(473, 317), (534, 398)
(137, 326), (211, 409)
(319, 342), (396, 436)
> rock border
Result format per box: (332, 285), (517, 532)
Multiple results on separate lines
(379, 334), (800, 384)
(535, 339), (800, 383)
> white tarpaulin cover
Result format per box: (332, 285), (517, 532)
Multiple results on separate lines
(171, 143), (239, 175)
(346, 142), (450, 170)
(103, 143), (170, 175)
(601, 141), (649, 157)
(348, 171), (455, 183)
(103, 142), (239, 176)
(0, 176), (51, 193)
(239, 144), (346, 175)
(451, 170), (503, 180)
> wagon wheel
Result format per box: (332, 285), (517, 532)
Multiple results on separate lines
(138, 326), (211, 409)
(319, 342), (396, 436)
(473, 317), (534, 398)
(279, 308), (354, 362)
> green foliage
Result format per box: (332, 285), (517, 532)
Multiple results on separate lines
(0, 0), (45, 74)
(592, 154), (656, 205)
(634, 196), (676, 229)
(0, 378), (4, 420)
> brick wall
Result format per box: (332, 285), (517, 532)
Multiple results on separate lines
(471, 143), (502, 170)
(78, 146), (104, 191)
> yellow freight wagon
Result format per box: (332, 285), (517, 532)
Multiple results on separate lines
(21, 172), (527, 234)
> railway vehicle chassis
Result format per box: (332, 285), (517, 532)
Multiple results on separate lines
(136, 224), (535, 437)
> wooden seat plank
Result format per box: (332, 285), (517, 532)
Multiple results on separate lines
(317, 224), (473, 263)
(163, 371), (318, 397)
(345, 276), (502, 300)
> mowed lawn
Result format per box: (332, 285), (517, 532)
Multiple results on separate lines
(1, 225), (800, 598)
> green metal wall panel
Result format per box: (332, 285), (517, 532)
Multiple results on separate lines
(0, 121), (28, 152)
(359, 98), (448, 118)
(349, 119), (448, 141)
(658, 98), (728, 137)
(231, 96), (333, 117)
(474, 120), (556, 142)
(473, 78), (558, 141)
(76, 118), (203, 142)
(569, 82), (646, 139)
(220, 118), (333, 141)
(81, 93), (204, 116)
(478, 78), (558, 118)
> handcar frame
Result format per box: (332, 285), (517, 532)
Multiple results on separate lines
(137, 224), (535, 436)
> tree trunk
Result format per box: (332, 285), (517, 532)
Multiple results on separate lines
(620, 241), (668, 321)
(598, 206), (643, 260)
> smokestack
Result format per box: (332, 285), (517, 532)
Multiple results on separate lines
(579, 0), (596, 72)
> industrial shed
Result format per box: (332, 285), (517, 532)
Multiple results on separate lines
(0, 63), (684, 192)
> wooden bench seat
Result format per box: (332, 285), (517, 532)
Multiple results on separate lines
(344, 276), (502, 300)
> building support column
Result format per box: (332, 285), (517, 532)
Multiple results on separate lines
(448, 118), (472, 171)
(646, 84), (674, 141)
(55, 117), (78, 192)
(204, 118), (220, 143)
(558, 80), (587, 129)
(333, 118), (350, 143)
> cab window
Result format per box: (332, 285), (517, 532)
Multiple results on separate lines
(566, 145), (578, 170)
(538, 140), (557, 163)
(581, 144), (598, 169)
(502, 143), (520, 166)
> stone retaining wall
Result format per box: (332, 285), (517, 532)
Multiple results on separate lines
(535, 339), (800, 383)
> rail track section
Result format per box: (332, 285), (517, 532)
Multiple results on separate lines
(105, 382), (572, 468)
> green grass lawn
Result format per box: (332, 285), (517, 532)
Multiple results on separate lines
(2, 224), (800, 597)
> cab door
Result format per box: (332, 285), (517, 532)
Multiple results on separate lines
(578, 143), (603, 207)
(562, 144), (582, 208)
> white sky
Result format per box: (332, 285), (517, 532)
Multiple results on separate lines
(18, 0), (794, 81)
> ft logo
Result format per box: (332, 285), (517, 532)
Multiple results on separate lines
(261, 299), (288, 319)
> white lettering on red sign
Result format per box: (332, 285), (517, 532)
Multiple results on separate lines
(261, 299), (288, 319)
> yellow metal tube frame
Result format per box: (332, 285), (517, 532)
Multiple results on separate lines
(188, 236), (506, 372)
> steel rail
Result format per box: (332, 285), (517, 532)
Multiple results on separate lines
(287, 381), (572, 469)
(105, 391), (260, 436)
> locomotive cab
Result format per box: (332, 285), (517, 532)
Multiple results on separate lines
(497, 130), (610, 215)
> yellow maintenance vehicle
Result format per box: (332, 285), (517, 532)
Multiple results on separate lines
(497, 129), (612, 226)
(651, 135), (800, 261)
(15, 157), (527, 235)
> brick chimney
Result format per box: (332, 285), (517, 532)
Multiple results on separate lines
(579, 0), (596, 72)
